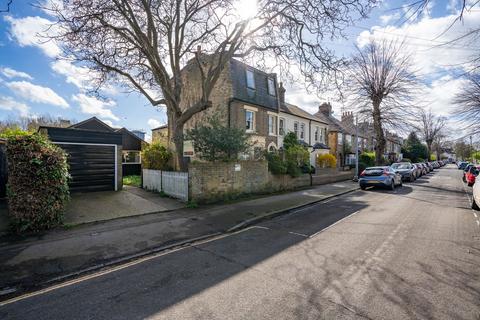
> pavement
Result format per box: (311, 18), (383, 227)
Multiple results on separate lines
(64, 185), (184, 225)
(1, 164), (478, 319)
(0, 179), (358, 298)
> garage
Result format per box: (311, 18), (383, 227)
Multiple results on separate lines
(39, 126), (123, 192)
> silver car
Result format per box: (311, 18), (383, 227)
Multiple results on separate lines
(359, 166), (403, 190)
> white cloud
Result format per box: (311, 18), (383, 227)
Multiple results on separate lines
(6, 80), (69, 108)
(51, 60), (93, 90)
(0, 67), (33, 80)
(356, 10), (480, 74)
(147, 118), (162, 128)
(0, 96), (30, 117)
(379, 13), (400, 25)
(72, 94), (119, 121)
(420, 75), (468, 116)
(4, 16), (61, 58)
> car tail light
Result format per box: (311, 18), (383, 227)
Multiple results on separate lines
(382, 169), (389, 176)
(360, 170), (365, 176)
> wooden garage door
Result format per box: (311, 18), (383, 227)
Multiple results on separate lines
(59, 143), (116, 192)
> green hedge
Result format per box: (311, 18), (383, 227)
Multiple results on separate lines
(5, 133), (70, 233)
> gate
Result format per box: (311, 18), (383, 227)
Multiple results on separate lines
(142, 169), (188, 202)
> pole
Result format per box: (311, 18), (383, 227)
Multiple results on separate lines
(354, 115), (359, 181)
(470, 135), (473, 163)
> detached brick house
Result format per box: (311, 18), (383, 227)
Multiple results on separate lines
(151, 56), (332, 166)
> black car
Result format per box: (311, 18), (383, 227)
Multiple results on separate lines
(391, 162), (417, 182)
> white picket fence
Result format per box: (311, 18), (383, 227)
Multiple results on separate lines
(142, 169), (189, 202)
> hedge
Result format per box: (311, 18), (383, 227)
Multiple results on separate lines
(4, 133), (70, 233)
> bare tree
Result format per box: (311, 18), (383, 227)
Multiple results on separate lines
(454, 73), (480, 134)
(0, 0), (13, 13)
(346, 39), (419, 165)
(46, 0), (375, 171)
(417, 108), (446, 161)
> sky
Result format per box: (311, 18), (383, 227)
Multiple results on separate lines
(0, 0), (479, 141)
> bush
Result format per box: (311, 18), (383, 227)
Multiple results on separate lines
(185, 116), (251, 162)
(359, 152), (375, 167)
(285, 145), (309, 177)
(401, 158), (411, 162)
(123, 175), (141, 187)
(4, 133), (70, 233)
(265, 151), (287, 174)
(317, 153), (337, 168)
(142, 142), (172, 170)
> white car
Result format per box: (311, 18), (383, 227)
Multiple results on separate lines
(472, 181), (480, 210)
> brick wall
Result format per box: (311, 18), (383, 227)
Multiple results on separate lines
(189, 160), (310, 203)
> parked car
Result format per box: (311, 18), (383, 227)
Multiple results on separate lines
(413, 163), (425, 177)
(391, 162), (417, 182)
(426, 162), (434, 172)
(359, 166), (403, 190)
(465, 165), (480, 187)
(421, 163), (430, 173)
(472, 179), (480, 210)
(458, 161), (468, 170)
(463, 164), (475, 182)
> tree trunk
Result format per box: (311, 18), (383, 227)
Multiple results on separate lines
(171, 121), (187, 172)
(426, 141), (432, 161)
(372, 100), (386, 165)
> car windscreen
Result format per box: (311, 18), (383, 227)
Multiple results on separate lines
(391, 163), (410, 169)
(364, 167), (385, 176)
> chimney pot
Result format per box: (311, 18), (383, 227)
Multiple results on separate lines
(278, 82), (286, 105)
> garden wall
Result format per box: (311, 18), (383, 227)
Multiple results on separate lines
(188, 160), (311, 203)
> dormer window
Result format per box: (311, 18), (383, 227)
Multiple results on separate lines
(246, 69), (255, 89)
(267, 77), (276, 96)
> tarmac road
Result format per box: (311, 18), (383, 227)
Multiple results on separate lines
(1, 164), (479, 319)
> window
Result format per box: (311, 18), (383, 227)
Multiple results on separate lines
(246, 69), (255, 89)
(246, 110), (255, 131)
(314, 126), (319, 141)
(300, 123), (305, 140)
(294, 121), (299, 137)
(338, 132), (343, 144)
(267, 77), (276, 96)
(279, 118), (285, 136)
(122, 151), (141, 164)
(268, 115), (277, 135)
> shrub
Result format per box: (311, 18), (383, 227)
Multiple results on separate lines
(359, 152), (375, 167)
(4, 133), (70, 233)
(185, 116), (251, 162)
(123, 175), (141, 187)
(317, 153), (337, 168)
(142, 142), (172, 170)
(285, 145), (309, 177)
(265, 151), (287, 174)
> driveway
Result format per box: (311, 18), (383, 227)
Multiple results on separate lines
(64, 186), (184, 225)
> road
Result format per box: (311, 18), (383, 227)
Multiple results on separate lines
(1, 165), (479, 319)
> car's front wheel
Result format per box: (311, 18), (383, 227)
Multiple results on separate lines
(360, 185), (366, 190)
(472, 198), (480, 210)
(389, 180), (395, 190)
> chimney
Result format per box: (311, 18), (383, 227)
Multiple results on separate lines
(341, 111), (354, 126)
(318, 102), (332, 117)
(196, 45), (201, 53)
(278, 82), (286, 105)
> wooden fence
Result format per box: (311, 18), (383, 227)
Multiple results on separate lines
(142, 169), (188, 202)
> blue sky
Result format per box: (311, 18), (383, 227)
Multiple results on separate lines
(0, 0), (478, 140)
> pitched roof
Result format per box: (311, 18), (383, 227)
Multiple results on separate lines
(281, 103), (328, 124)
(115, 127), (147, 144)
(69, 116), (115, 132)
(152, 124), (168, 131)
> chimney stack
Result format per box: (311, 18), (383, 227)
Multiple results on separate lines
(318, 102), (332, 117)
(278, 82), (286, 105)
(196, 45), (201, 53)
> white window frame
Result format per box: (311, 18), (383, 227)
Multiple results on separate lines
(279, 118), (285, 136)
(267, 77), (276, 96)
(338, 132), (343, 145)
(122, 150), (142, 164)
(246, 109), (255, 132)
(246, 69), (255, 89)
(300, 123), (305, 140)
(314, 126), (319, 142)
(268, 114), (277, 136)
(294, 121), (299, 138)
